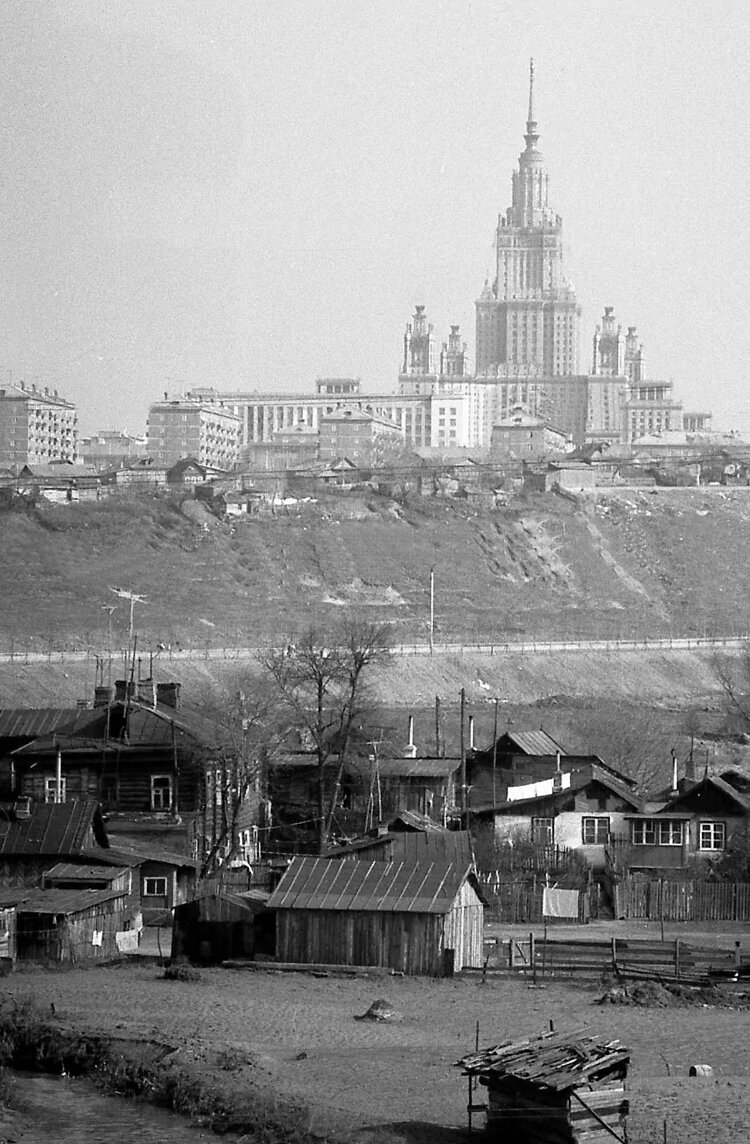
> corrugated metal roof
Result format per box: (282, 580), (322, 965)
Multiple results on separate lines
(0, 800), (101, 856)
(0, 886), (124, 914)
(331, 830), (475, 870)
(506, 731), (566, 756)
(267, 855), (471, 914)
(82, 845), (199, 869)
(347, 758), (460, 779)
(0, 709), (85, 739)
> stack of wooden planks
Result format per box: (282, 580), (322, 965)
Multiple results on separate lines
(458, 1029), (631, 1143)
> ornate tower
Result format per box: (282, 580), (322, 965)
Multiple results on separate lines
(439, 325), (467, 377)
(475, 60), (580, 378)
(402, 305), (436, 376)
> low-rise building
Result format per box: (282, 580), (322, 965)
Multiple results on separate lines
(318, 408), (405, 463)
(490, 406), (571, 462)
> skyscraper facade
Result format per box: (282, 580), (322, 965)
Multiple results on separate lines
(475, 61), (580, 380)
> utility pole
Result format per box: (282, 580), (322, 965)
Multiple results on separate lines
(109, 587), (147, 674)
(429, 567), (435, 654)
(460, 687), (467, 828)
(492, 697), (499, 805)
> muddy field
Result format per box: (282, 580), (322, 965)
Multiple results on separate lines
(4, 961), (750, 1144)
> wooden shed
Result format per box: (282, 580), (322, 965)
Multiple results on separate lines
(171, 888), (274, 965)
(0, 886), (141, 965)
(266, 855), (484, 976)
(458, 1029), (631, 1143)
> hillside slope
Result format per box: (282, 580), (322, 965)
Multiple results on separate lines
(1, 486), (749, 653)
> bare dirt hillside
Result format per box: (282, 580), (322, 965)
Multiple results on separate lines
(2, 486), (750, 655)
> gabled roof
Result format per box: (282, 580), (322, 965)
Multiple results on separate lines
(19, 464), (98, 480)
(502, 730), (566, 757)
(471, 765), (642, 816)
(267, 855), (477, 914)
(659, 774), (750, 815)
(0, 709), (89, 740)
(0, 800), (106, 856)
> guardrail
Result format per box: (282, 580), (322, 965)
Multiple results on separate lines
(0, 633), (748, 665)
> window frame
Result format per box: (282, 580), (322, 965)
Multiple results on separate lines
(531, 816), (554, 845)
(44, 776), (67, 804)
(143, 876), (168, 897)
(698, 821), (726, 851)
(582, 816), (610, 845)
(150, 774), (174, 812)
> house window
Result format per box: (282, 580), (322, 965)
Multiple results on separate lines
(658, 821), (684, 846)
(632, 820), (686, 845)
(44, 777), (67, 803)
(582, 817), (610, 844)
(699, 821), (726, 851)
(151, 774), (173, 811)
(143, 877), (168, 897)
(531, 817), (554, 844)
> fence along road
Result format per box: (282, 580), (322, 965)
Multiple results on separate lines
(0, 634), (748, 665)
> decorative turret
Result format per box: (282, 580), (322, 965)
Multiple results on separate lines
(402, 305), (435, 375)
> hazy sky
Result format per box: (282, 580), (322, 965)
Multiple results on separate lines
(2, 1), (749, 434)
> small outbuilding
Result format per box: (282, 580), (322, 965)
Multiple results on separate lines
(0, 886), (141, 965)
(267, 854), (485, 975)
(458, 1028), (631, 1143)
(171, 888), (274, 965)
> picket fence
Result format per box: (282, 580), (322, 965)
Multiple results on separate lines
(477, 873), (591, 924)
(615, 879), (750, 922)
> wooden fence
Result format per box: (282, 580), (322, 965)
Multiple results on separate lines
(487, 935), (749, 982)
(477, 875), (591, 924)
(615, 880), (750, 922)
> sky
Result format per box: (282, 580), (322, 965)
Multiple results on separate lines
(2, 0), (749, 435)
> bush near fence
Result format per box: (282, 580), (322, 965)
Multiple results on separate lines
(615, 879), (750, 922)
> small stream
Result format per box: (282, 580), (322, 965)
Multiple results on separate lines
(0, 1072), (238, 1144)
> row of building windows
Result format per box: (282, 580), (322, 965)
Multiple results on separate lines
(531, 815), (727, 849)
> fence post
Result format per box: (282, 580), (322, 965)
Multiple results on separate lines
(734, 941), (741, 969)
(530, 932), (536, 983)
(674, 939), (681, 978)
(508, 939), (514, 970)
(611, 936), (617, 976)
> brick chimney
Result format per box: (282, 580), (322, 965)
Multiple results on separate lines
(156, 682), (181, 709)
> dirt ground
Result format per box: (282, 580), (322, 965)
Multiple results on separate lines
(4, 956), (750, 1144)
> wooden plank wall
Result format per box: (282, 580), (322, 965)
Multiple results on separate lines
(276, 909), (447, 975)
(443, 880), (484, 971)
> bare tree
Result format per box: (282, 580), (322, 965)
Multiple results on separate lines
(265, 620), (392, 852)
(194, 673), (281, 877)
(713, 645), (750, 735)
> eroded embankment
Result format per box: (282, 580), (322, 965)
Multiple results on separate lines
(0, 644), (736, 709)
(0, 994), (322, 1143)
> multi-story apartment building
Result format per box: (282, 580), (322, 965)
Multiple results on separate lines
(146, 397), (241, 469)
(319, 407), (405, 462)
(0, 382), (78, 467)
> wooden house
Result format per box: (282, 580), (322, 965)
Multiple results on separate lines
(0, 886), (140, 965)
(343, 756), (460, 825)
(622, 774), (750, 872)
(10, 684), (217, 817)
(267, 853), (485, 975)
(83, 843), (199, 925)
(467, 730), (636, 810)
(0, 799), (108, 889)
(171, 888), (274, 965)
(470, 764), (642, 870)
(458, 1028), (630, 1144)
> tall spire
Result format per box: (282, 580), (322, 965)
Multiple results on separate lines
(524, 57), (539, 150)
